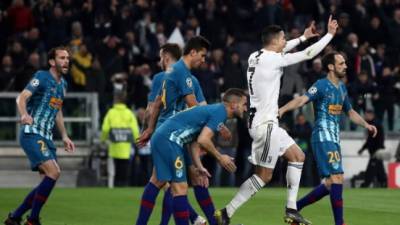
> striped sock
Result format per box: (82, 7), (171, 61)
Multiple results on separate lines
(160, 188), (173, 225)
(136, 182), (160, 225)
(226, 174), (265, 218)
(297, 184), (330, 211)
(330, 184), (344, 225)
(29, 176), (56, 221)
(173, 195), (189, 225)
(286, 162), (303, 210)
(193, 185), (216, 225)
(12, 187), (37, 218)
(188, 202), (199, 224)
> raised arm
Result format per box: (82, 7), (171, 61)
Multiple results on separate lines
(283, 21), (319, 53)
(280, 16), (338, 67)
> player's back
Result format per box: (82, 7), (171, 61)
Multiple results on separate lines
(24, 70), (67, 140)
(309, 78), (352, 143)
(247, 49), (284, 128)
(157, 104), (227, 147)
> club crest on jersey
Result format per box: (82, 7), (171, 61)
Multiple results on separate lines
(31, 79), (40, 87)
(308, 86), (317, 95)
(217, 122), (224, 131)
(186, 77), (193, 88)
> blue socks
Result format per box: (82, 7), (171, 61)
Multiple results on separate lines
(12, 187), (37, 218)
(193, 185), (216, 225)
(136, 182), (160, 225)
(159, 187), (173, 225)
(29, 176), (56, 221)
(330, 184), (344, 225)
(297, 184), (330, 211)
(173, 195), (189, 225)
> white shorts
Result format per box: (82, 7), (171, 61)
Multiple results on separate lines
(248, 121), (295, 169)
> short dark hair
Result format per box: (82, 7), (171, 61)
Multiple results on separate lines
(160, 43), (182, 60)
(183, 36), (210, 55)
(322, 51), (340, 71)
(222, 88), (246, 103)
(48, 46), (69, 60)
(261, 25), (283, 46)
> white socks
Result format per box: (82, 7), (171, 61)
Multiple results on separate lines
(226, 174), (265, 218)
(286, 162), (304, 209)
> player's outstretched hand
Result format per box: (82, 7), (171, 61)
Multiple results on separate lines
(366, 124), (378, 138)
(63, 136), (75, 153)
(327, 15), (338, 35)
(303, 21), (319, 39)
(219, 124), (232, 141)
(21, 114), (33, 125)
(136, 128), (153, 148)
(219, 154), (236, 173)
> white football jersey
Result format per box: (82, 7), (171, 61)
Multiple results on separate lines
(247, 33), (333, 128)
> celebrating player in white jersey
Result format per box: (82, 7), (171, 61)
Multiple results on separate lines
(215, 16), (339, 225)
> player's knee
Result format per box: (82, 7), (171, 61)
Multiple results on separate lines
(46, 170), (60, 180)
(329, 174), (344, 184)
(149, 175), (165, 188)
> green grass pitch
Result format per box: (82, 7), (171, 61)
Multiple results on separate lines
(1, 187), (399, 225)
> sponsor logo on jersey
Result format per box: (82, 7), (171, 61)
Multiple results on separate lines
(328, 104), (342, 115)
(49, 97), (63, 109)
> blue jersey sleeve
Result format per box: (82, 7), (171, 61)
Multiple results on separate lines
(176, 71), (195, 96)
(206, 107), (227, 133)
(25, 71), (45, 94)
(192, 76), (205, 103)
(148, 73), (164, 102)
(305, 80), (323, 102)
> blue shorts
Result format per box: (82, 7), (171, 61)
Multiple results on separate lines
(150, 133), (187, 183)
(311, 141), (343, 178)
(20, 132), (57, 171)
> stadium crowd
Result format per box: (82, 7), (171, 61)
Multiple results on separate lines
(0, 0), (399, 186)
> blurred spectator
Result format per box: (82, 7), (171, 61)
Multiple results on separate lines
(0, 55), (15, 91)
(46, 6), (68, 48)
(70, 43), (92, 91)
(69, 21), (85, 54)
(375, 67), (397, 131)
(14, 52), (41, 91)
(127, 64), (150, 108)
(21, 27), (45, 54)
(355, 42), (376, 78)
(303, 57), (325, 88)
(358, 110), (387, 187)
(8, 40), (27, 70)
(221, 51), (247, 92)
(101, 92), (140, 188)
(124, 31), (143, 65)
(349, 71), (377, 115)
(364, 16), (387, 48)
(193, 61), (218, 103)
(6, 0), (34, 34)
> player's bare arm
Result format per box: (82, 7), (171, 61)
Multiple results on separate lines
(347, 109), (378, 137)
(56, 110), (75, 152)
(197, 126), (236, 173)
(137, 95), (163, 147)
(16, 90), (33, 125)
(279, 95), (310, 118)
(184, 93), (198, 107)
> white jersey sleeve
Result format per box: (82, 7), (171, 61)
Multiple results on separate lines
(279, 33), (333, 67)
(282, 38), (301, 53)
